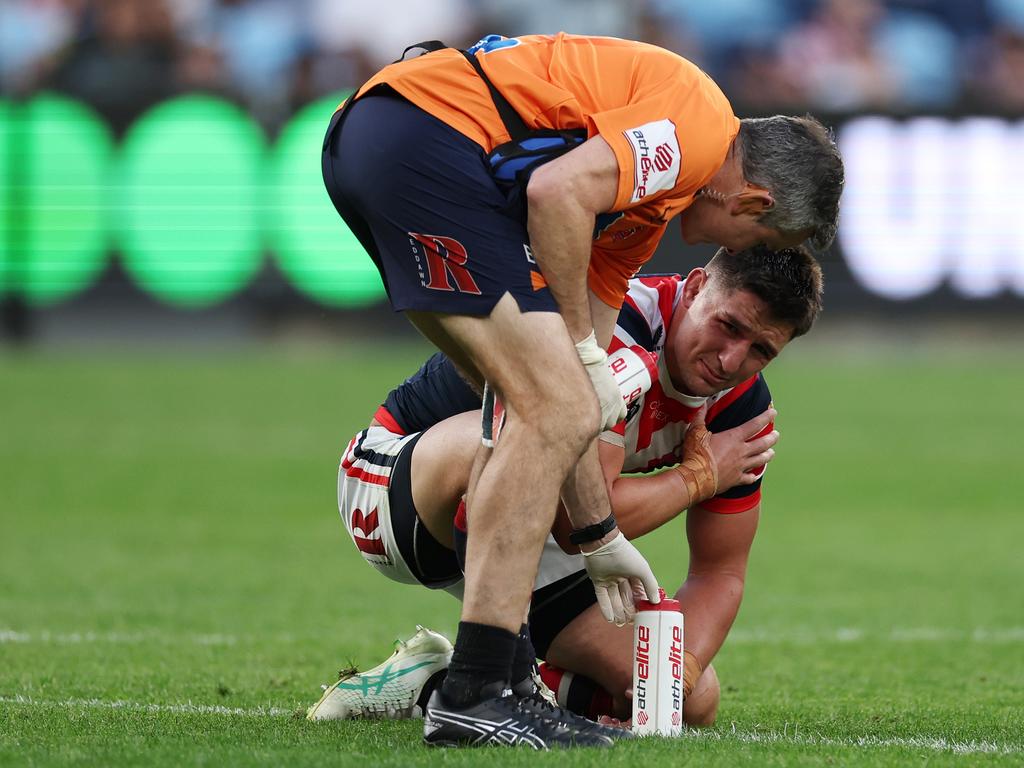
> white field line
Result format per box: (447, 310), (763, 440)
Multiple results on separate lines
(0, 629), (246, 646)
(727, 626), (1024, 645)
(0, 694), (292, 718)
(4, 627), (1024, 646)
(1, 695), (1020, 756)
(685, 724), (1024, 756)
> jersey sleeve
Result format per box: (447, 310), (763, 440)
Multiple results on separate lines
(381, 353), (482, 435)
(598, 283), (661, 446)
(596, 358), (648, 449)
(588, 226), (664, 309)
(699, 374), (773, 514)
(587, 76), (739, 213)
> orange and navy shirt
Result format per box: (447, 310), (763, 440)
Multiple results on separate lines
(602, 274), (773, 514)
(352, 33), (740, 309)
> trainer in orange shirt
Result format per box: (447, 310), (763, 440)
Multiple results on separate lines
(321, 32), (843, 750)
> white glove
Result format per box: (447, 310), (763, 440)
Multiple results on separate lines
(581, 531), (660, 625)
(576, 331), (627, 431)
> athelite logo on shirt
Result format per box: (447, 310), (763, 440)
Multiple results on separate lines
(624, 120), (681, 203)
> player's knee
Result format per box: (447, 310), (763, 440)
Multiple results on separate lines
(542, 409), (597, 462)
(683, 663), (720, 727)
(514, 383), (598, 458)
(547, 395), (599, 451)
(573, 387), (602, 440)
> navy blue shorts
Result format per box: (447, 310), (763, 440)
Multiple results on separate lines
(322, 92), (557, 315)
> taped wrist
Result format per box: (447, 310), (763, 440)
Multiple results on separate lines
(683, 649), (703, 699)
(673, 423), (718, 504)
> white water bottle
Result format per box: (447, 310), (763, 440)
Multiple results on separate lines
(632, 588), (684, 737)
(608, 345), (659, 409)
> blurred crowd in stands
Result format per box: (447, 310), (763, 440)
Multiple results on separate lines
(3, 0), (1024, 131)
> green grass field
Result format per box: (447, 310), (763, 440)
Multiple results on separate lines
(2, 339), (1023, 766)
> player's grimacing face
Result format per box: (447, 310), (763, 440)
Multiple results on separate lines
(668, 277), (795, 397)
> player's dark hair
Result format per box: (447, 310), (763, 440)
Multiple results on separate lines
(706, 245), (823, 338)
(737, 115), (844, 251)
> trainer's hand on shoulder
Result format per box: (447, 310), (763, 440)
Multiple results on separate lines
(709, 406), (778, 493)
(575, 331), (627, 431)
(580, 529), (659, 625)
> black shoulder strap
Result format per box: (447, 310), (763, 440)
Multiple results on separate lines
(395, 40), (448, 63)
(393, 40), (531, 143)
(459, 51), (530, 141)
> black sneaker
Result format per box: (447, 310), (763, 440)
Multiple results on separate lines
(512, 676), (634, 742)
(423, 682), (614, 749)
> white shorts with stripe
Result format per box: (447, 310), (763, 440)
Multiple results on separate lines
(338, 425), (584, 597)
(339, 430), (589, 598)
(338, 425), (421, 586)
(338, 425), (464, 599)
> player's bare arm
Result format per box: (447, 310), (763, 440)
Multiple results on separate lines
(525, 136), (620, 344)
(676, 503), (760, 673)
(611, 408), (777, 540)
(526, 137), (661, 616)
(544, 501), (759, 727)
(588, 290), (621, 349)
(551, 407), (777, 550)
(527, 137), (627, 432)
(556, 295), (632, 546)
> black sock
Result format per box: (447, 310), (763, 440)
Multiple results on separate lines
(441, 621), (516, 708)
(510, 623), (536, 686)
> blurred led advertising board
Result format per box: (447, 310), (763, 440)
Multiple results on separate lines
(1, 91), (383, 309)
(2, 96), (1023, 309)
(839, 117), (1024, 301)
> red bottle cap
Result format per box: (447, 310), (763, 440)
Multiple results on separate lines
(635, 587), (681, 613)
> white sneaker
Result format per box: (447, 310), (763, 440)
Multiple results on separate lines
(306, 625), (453, 720)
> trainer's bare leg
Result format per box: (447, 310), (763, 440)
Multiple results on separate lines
(410, 294), (600, 632)
(405, 311), (484, 391)
(545, 604), (721, 726)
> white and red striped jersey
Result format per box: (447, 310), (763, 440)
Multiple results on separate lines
(604, 274), (773, 514)
(366, 273), (773, 513)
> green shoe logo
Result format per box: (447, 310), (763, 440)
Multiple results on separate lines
(336, 661), (435, 696)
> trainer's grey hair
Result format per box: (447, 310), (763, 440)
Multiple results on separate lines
(737, 115), (844, 251)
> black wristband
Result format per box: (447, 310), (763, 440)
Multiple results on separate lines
(569, 513), (617, 545)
